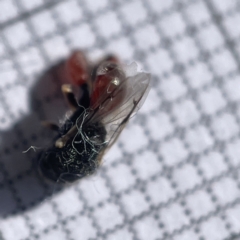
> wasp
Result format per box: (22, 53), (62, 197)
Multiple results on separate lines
(38, 51), (151, 183)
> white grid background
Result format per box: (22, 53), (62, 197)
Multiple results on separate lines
(0, 0), (240, 240)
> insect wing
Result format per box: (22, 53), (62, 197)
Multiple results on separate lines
(103, 71), (151, 149)
(84, 63), (151, 151)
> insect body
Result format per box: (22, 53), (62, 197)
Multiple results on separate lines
(38, 51), (151, 183)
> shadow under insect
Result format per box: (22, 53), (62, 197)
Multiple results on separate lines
(0, 60), (73, 217)
(0, 58), (125, 216)
(0, 52), (151, 217)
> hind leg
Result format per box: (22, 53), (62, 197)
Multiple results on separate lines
(41, 121), (60, 131)
(61, 84), (79, 110)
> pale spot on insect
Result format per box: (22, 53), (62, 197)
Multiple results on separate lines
(106, 77), (120, 94)
(55, 139), (65, 148)
(112, 78), (120, 86)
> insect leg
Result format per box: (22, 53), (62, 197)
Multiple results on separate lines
(78, 83), (90, 109)
(41, 121), (60, 131)
(62, 84), (79, 110)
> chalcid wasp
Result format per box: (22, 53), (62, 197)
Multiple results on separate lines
(38, 51), (151, 183)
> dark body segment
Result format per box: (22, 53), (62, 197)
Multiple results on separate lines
(38, 84), (107, 183)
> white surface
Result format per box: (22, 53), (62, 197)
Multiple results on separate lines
(0, 0), (240, 240)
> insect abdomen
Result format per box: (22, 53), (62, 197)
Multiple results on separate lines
(39, 121), (107, 183)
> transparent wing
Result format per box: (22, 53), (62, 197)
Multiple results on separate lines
(82, 62), (151, 152)
(104, 71), (151, 149)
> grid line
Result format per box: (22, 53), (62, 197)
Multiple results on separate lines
(1, 0), (240, 240)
